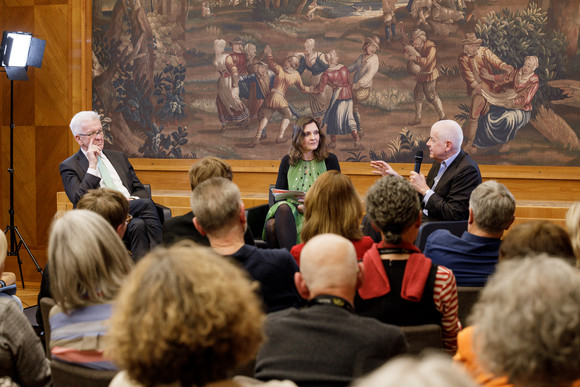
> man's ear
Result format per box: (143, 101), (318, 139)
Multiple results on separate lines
(468, 208), (475, 225)
(294, 272), (310, 300)
(239, 202), (246, 224)
(193, 217), (206, 236)
(505, 216), (515, 230)
(116, 221), (128, 239)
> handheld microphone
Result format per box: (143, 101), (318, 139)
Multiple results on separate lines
(414, 150), (423, 173)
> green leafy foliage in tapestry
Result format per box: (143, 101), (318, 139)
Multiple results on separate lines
(475, 3), (567, 109)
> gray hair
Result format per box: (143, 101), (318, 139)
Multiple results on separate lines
(352, 354), (477, 387)
(190, 177), (242, 235)
(565, 202), (580, 267)
(69, 111), (100, 136)
(470, 255), (580, 386)
(365, 176), (420, 244)
(48, 210), (133, 314)
(431, 120), (463, 152)
(469, 181), (515, 234)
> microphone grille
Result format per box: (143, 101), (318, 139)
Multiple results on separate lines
(416, 150), (423, 158)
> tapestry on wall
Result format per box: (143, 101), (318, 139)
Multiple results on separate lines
(92, 0), (580, 166)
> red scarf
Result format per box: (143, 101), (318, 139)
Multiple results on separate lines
(358, 242), (433, 301)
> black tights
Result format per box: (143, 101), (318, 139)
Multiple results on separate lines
(265, 203), (297, 250)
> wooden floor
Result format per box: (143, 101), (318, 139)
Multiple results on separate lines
(17, 281), (40, 309)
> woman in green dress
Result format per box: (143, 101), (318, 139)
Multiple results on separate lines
(264, 116), (340, 250)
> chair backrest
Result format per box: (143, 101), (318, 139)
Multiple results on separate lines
(51, 360), (117, 387)
(400, 324), (443, 355)
(245, 204), (269, 248)
(457, 286), (483, 326)
(415, 220), (468, 252)
(39, 297), (56, 359)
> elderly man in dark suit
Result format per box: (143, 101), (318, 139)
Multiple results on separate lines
(59, 111), (162, 258)
(371, 119), (481, 222)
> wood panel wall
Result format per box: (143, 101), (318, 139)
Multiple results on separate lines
(0, 0), (90, 282)
(1, 1), (579, 283)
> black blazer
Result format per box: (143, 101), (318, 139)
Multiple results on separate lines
(424, 150), (481, 221)
(59, 149), (148, 206)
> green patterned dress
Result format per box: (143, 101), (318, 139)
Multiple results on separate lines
(263, 159), (328, 243)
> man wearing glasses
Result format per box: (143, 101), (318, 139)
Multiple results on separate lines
(59, 110), (162, 258)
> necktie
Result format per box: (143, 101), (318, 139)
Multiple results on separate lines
(97, 156), (119, 191)
(431, 161), (447, 191)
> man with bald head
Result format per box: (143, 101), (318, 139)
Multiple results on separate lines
(255, 234), (407, 386)
(370, 120), (481, 222)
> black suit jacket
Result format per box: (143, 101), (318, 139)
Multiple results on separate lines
(163, 211), (256, 246)
(423, 150), (481, 221)
(59, 149), (148, 206)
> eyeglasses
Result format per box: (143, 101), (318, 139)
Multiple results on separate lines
(126, 214), (133, 224)
(77, 130), (103, 138)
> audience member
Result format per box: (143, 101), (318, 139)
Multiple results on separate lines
(48, 210), (133, 370)
(423, 180), (515, 286)
(355, 176), (461, 353)
(264, 116), (340, 250)
(60, 110), (162, 259)
(457, 256), (580, 387)
(566, 202), (580, 267)
(499, 220), (576, 265)
(369, 120), (481, 222)
(36, 188), (132, 330)
(162, 156), (254, 246)
(0, 232), (51, 386)
(0, 233), (21, 310)
(255, 234), (408, 386)
(352, 354), (477, 387)
(290, 171), (373, 264)
(77, 188), (130, 238)
(107, 242), (297, 387)
(191, 177), (302, 313)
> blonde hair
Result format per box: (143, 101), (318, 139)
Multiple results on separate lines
(301, 171), (363, 242)
(565, 202), (580, 267)
(48, 210), (133, 314)
(107, 241), (265, 386)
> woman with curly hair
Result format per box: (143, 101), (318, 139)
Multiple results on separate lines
(289, 170), (372, 264)
(48, 210), (133, 370)
(264, 116), (340, 250)
(354, 176), (460, 354)
(107, 241), (297, 387)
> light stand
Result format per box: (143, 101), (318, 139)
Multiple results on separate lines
(1, 31), (46, 288)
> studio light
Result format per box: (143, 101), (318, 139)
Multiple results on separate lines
(0, 31), (46, 81)
(0, 31), (46, 286)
